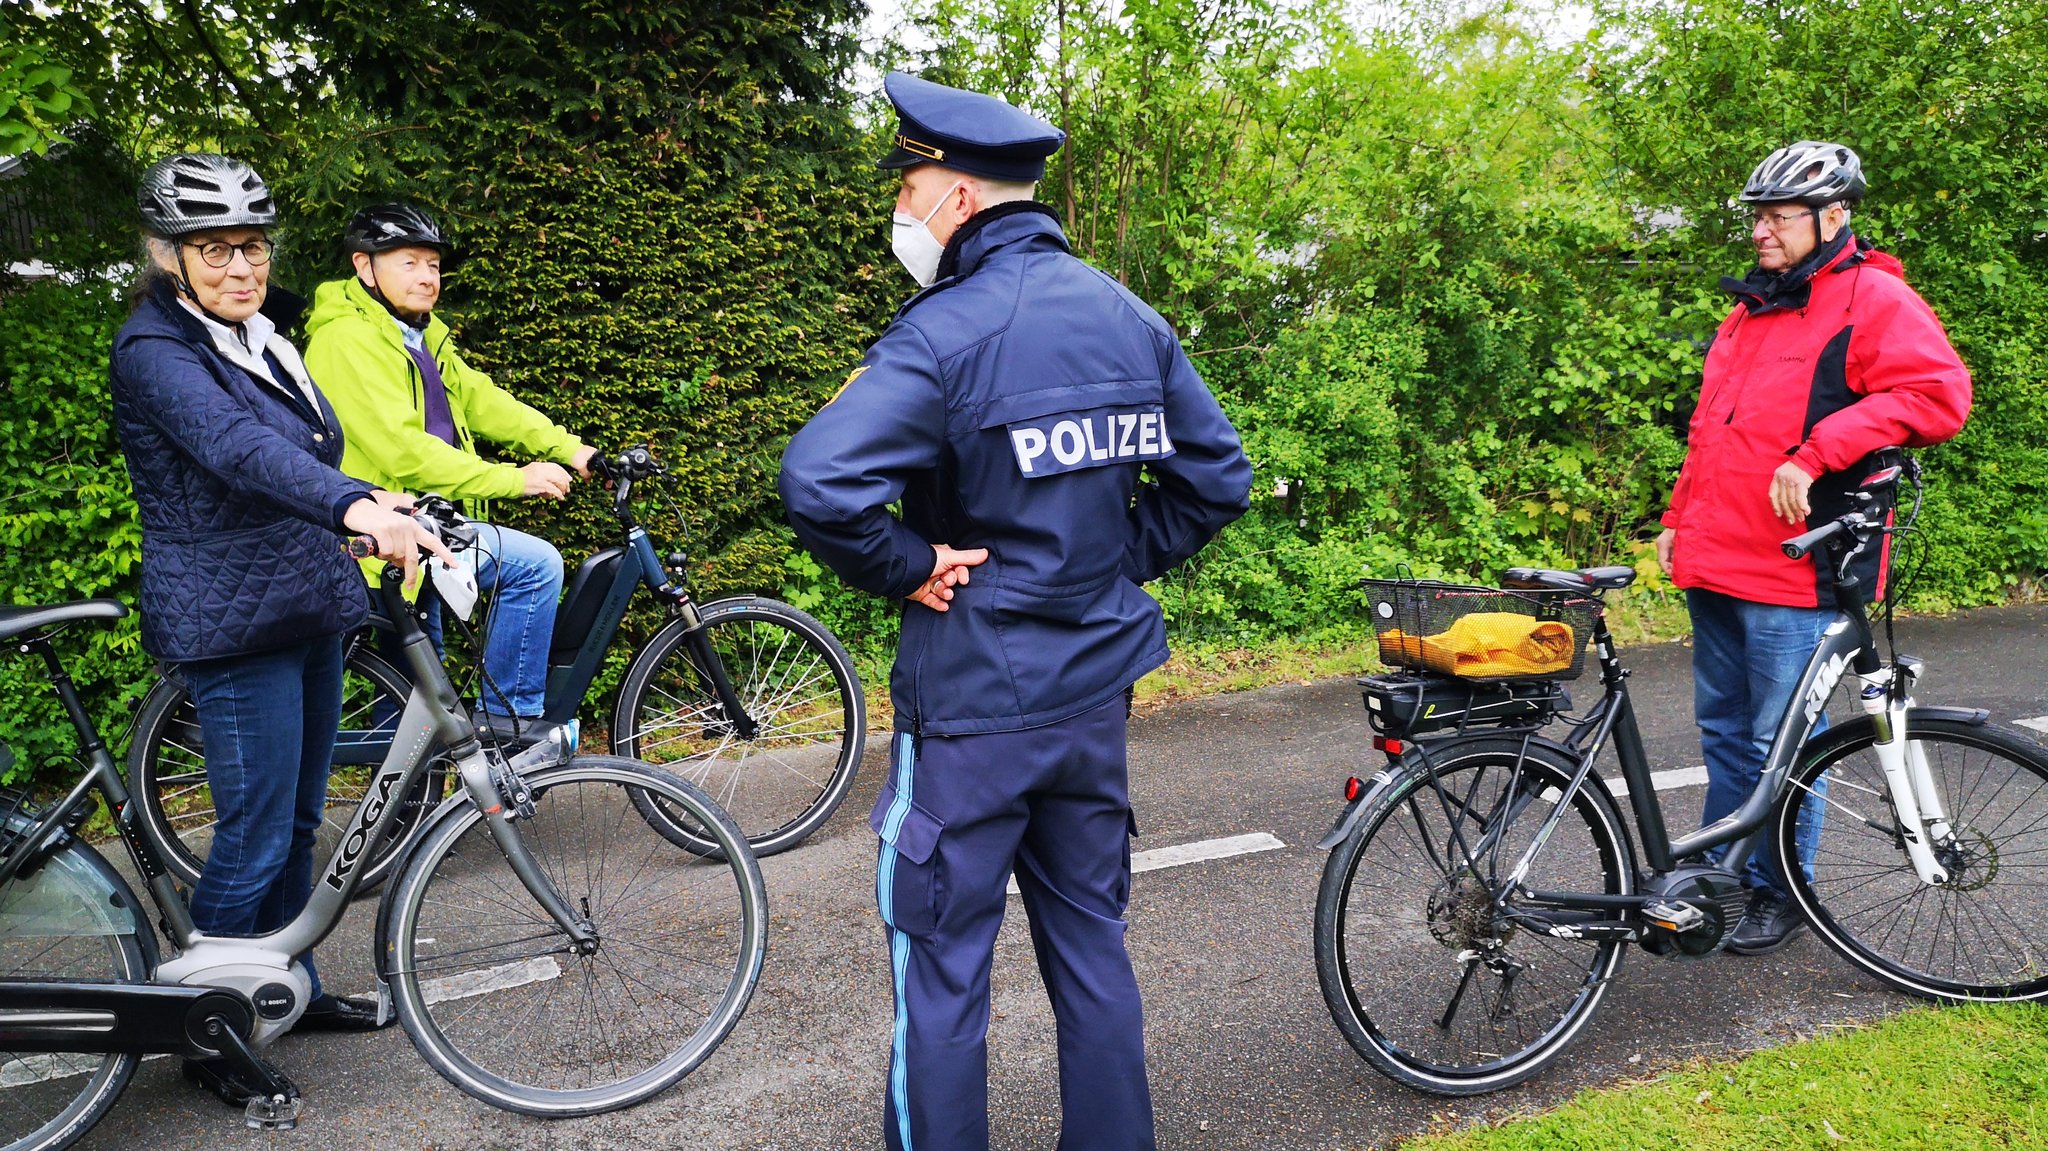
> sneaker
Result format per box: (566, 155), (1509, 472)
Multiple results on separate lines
(1727, 887), (1807, 955)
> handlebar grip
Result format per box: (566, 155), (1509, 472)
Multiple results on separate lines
(345, 535), (379, 560)
(1781, 519), (1847, 560)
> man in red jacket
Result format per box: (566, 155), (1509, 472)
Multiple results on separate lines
(1656, 141), (1972, 953)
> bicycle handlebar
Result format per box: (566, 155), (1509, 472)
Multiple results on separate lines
(1781, 518), (1854, 560)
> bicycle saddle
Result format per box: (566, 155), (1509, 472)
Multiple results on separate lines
(0, 598), (127, 642)
(1501, 566), (1636, 593)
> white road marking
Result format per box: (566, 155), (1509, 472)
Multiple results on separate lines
(1606, 765), (1710, 799)
(2016, 715), (2048, 735)
(1006, 832), (1285, 897)
(419, 956), (562, 1005)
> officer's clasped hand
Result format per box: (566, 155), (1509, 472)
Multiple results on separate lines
(908, 544), (989, 613)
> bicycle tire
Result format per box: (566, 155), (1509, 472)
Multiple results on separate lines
(0, 840), (153, 1151)
(382, 755), (767, 1117)
(612, 598), (865, 858)
(1315, 736), (1632, 1095)
(1782, 714), (2048, 1002)
(128, 644), (439, 894)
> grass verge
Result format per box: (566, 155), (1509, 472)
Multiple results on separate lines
(1397, 1004), (2048, 1151)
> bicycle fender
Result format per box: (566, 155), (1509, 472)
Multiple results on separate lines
(1798, 706), (1991, 770)
(1315, 766), (1404, 851)
(371, 782), (489, 984)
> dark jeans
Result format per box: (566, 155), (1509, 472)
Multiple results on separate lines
(181, 634), (343, 997)
(1688, 588), (1831, 897)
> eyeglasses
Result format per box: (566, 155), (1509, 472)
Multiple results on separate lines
(184, 239), (274, 268)
(1751, 208), (1818, 231)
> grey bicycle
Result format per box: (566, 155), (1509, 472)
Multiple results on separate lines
(0, 507), (767, 1150)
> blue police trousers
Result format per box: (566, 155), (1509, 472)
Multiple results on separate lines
(873, 695), (1154, 1151)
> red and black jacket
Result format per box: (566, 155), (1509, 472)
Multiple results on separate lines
(1663, 234), (1972, 608)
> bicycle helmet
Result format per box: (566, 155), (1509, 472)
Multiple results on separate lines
(343, 203), (451, 258)
(136, 153), (277, 238)
(1740, 140), (1867, 206)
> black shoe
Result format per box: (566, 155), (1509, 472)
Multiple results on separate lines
(182, 1058), (277, 1108)
(475, 712), (555, 751)
(1727, 888), (1807, 955)
(294, 993), (391, 1032)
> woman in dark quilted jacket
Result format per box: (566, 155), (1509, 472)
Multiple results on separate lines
(108, 154), (450, 1106)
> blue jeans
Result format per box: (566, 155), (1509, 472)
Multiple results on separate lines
(407, 522), (565, 719)
(1688, 588), (1831, 896)
(181, 635), (343, 997)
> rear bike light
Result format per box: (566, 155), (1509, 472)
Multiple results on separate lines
(1371, 736), (1406, 756)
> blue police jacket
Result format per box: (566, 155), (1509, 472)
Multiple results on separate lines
(780, 206), (1252, 735)
(110, 281), (373, 663)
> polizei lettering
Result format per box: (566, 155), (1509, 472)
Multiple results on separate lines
(1009, 406), (1175, 478)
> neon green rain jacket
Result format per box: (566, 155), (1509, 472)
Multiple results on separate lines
(303, 276), (583, 501)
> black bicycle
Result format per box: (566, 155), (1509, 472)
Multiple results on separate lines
(0, 506), (766, 1151)
(126, 446), (867, 889)
(1314, 461), (2048, 1094)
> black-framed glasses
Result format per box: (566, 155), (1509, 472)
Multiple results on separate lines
(184, 238), (274, 268)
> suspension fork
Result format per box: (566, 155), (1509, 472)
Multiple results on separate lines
(448, 746), (597, 949)
(674, 601), (760, 741)
(1852, 661), (1951, 884)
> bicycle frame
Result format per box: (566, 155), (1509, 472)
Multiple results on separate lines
(2, 570), (591, 1039)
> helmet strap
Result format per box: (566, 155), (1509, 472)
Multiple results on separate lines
(360, 265), (431, 331)
(173, 241), (249, 339)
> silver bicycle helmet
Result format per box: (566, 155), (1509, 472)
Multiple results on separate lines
(1740, 140), (1866, 206)
(136, 153), (277, 238)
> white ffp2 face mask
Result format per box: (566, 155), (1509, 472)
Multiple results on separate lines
(890, 182), (961, 288)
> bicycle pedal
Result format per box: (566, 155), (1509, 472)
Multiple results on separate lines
(244, 1092), (301, 1131)
(1643, 900), (1706, 933)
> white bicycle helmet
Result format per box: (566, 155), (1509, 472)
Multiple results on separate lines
(1740, 140), (1866, 206)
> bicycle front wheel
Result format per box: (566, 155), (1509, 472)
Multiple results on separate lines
(0, 838), (153, 1151)
(128, 643), (437, 894)
(612, 598), (865, 857)
(1315, 737), (1632, 1095)
(383, 756), (767, 1117)
(1784, 715), (2048, 1001)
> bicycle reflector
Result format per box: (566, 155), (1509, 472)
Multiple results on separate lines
(1371, 735), (1406, 756)
(1344, 776), (1362, 801)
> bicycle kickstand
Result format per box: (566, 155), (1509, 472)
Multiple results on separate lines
(206, 1015), (303, 1131)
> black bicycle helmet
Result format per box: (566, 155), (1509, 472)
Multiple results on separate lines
(1740, 140), (1867, 206)
(343, 203), (452, 258)
(136, 153), (277, 238)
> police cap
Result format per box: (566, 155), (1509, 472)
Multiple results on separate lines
(878, 72), (1065, 183)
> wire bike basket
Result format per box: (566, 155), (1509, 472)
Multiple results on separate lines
(1360, 575), (1600, 683)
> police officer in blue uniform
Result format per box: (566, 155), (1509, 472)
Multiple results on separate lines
(780, 73), (1253, 1151)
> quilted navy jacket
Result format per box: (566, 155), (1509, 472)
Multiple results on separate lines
(110, 281), (373, 662)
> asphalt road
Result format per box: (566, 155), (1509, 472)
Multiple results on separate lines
(64, 603), (2048, 1151)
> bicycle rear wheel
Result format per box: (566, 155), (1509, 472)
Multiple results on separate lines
(612, 599), (865, 857)
(382, 756), (766, 1117)
(0, 836), (153, 1151)
(129, 644), (437, 893)
(1783, 715), (2048, 1001)
(1315, 737), (1632, 1095)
